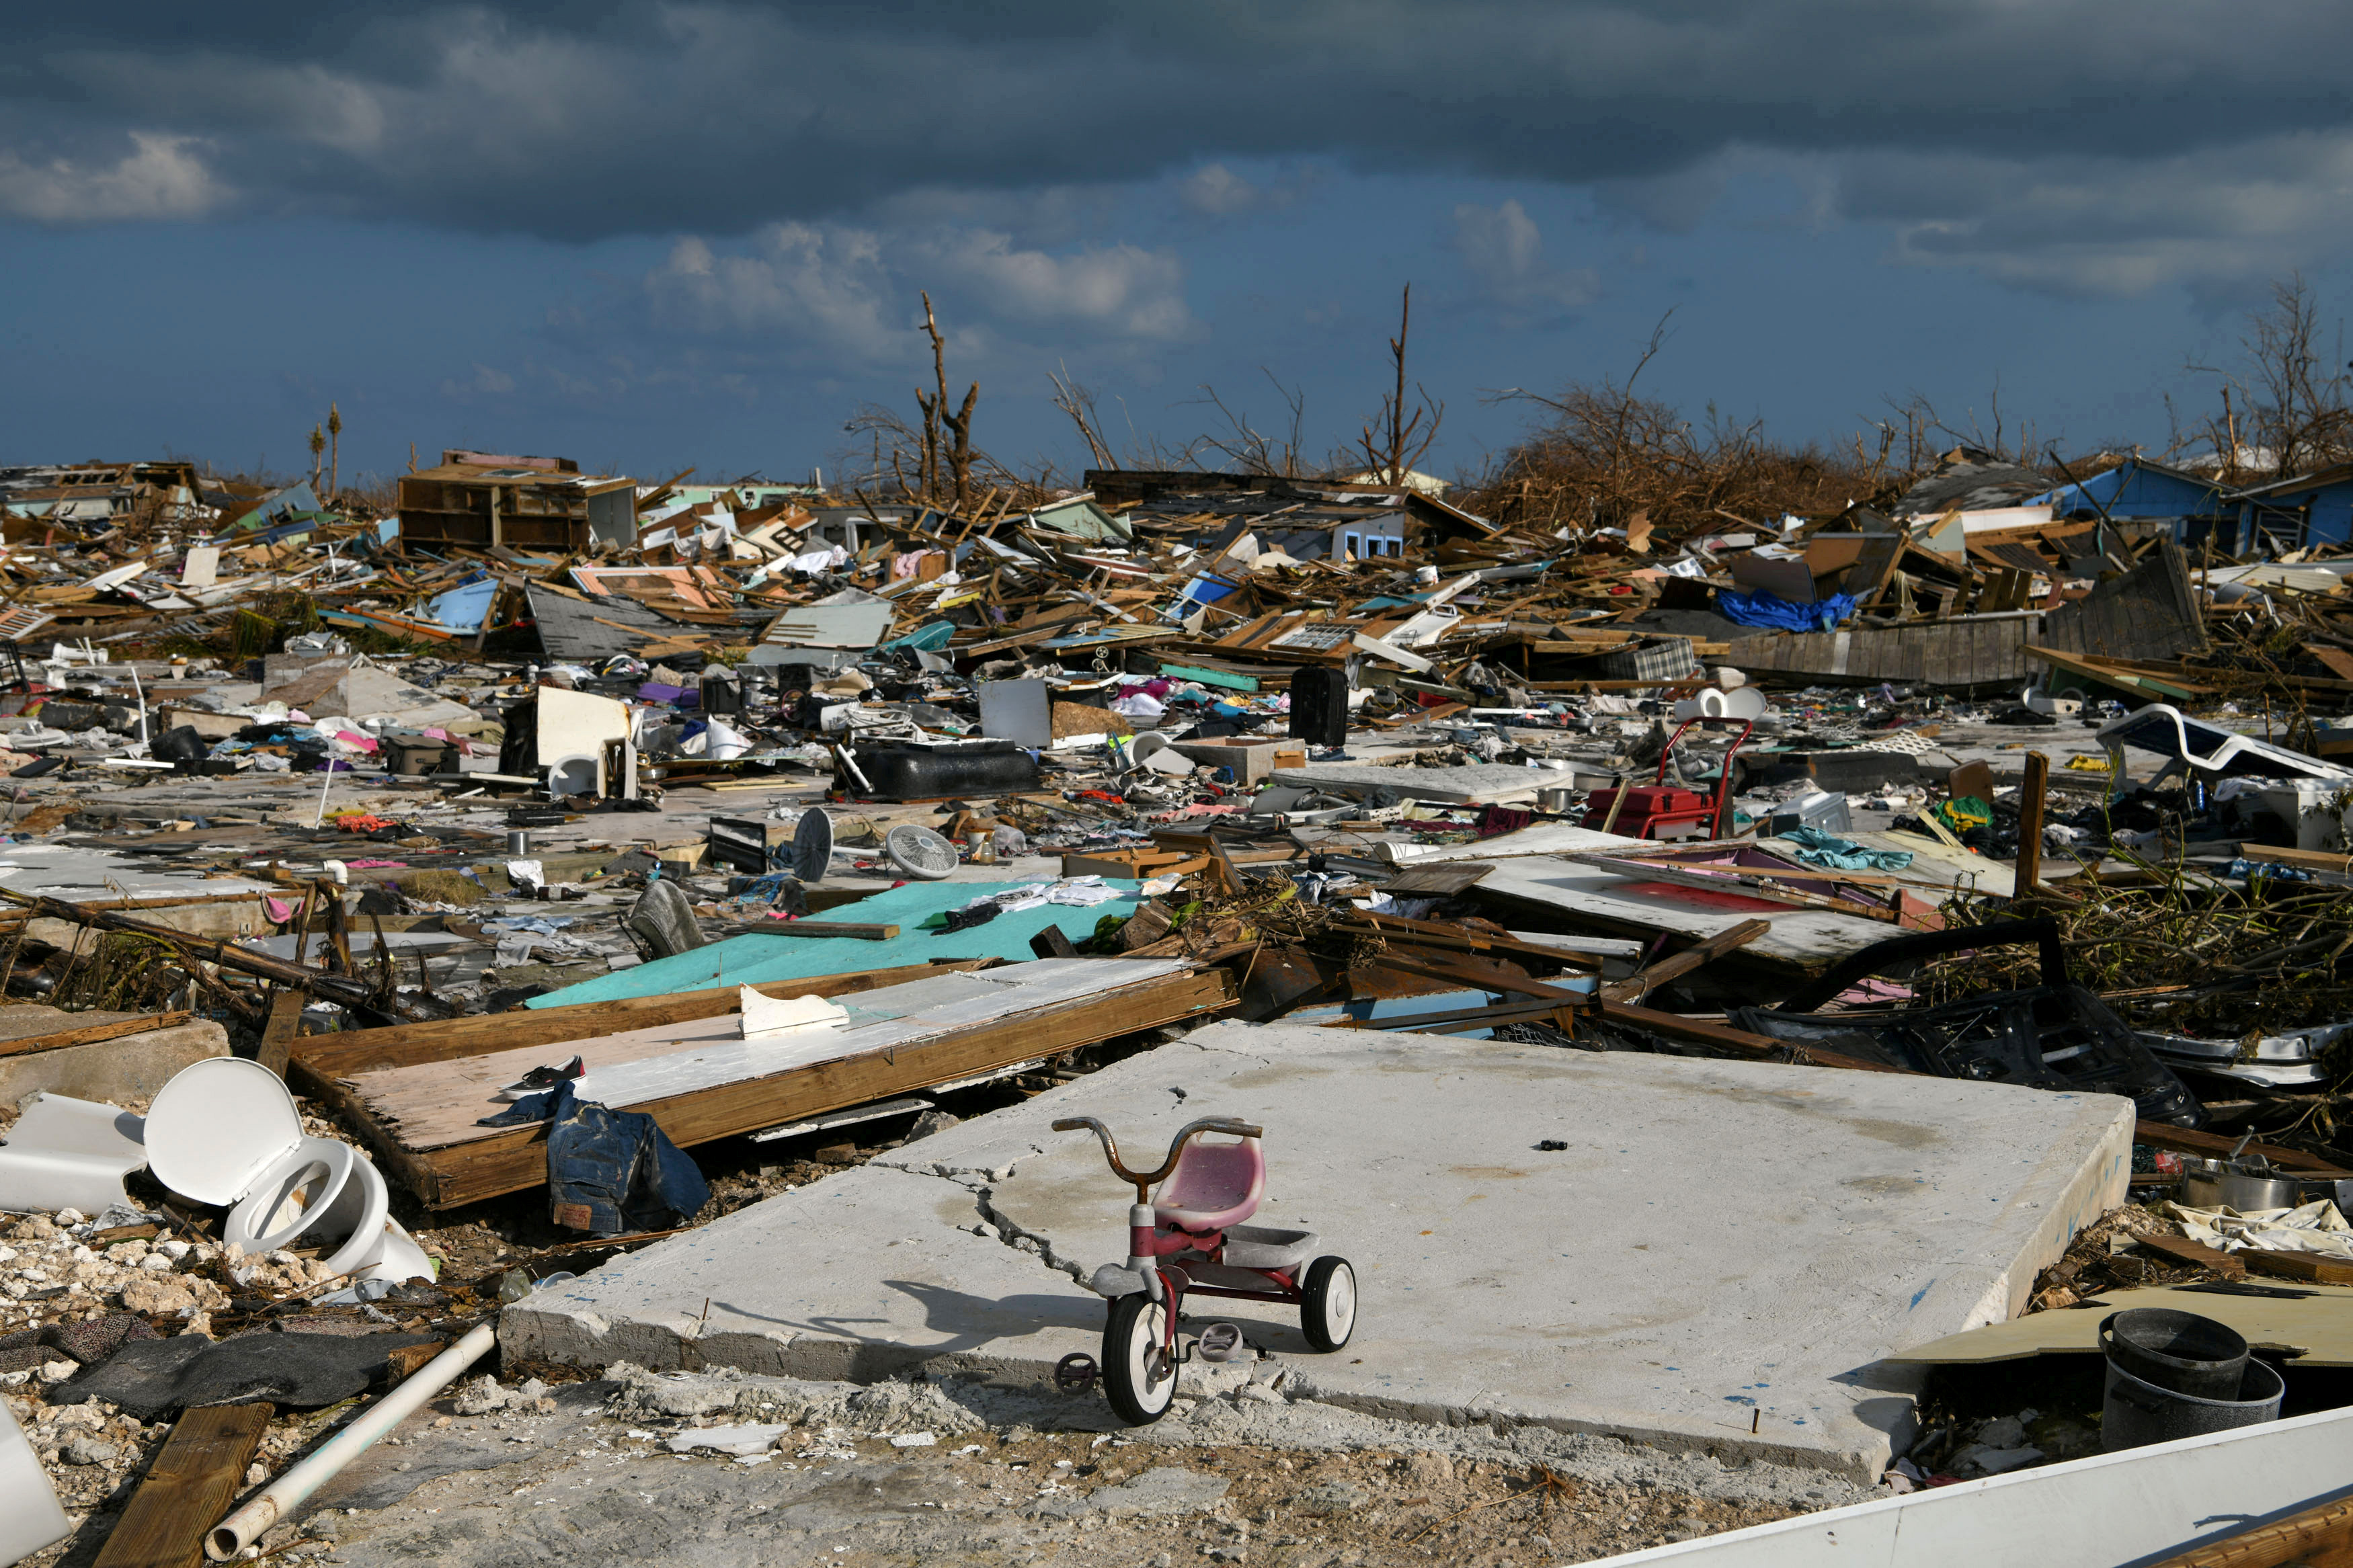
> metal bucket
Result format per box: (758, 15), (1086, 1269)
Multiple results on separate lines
(2100, 1309), (2249, 1400)
(2102, 1355), (2283, 1452)
(2181, 1158), (2307, 1212)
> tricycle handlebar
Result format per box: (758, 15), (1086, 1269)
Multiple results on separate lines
(1053, 1115), (1262, 1200)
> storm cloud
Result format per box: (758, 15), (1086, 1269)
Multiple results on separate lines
(6, 1), (2352, 292)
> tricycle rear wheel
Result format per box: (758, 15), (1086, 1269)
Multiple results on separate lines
(1103, 1292), (1176, 1423)
(1301, 1256), (1357, 1352)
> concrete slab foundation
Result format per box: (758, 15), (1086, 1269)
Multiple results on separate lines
(503, 1020), (2132, 1480)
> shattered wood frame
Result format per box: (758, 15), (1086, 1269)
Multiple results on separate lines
(291, 960), (1238, 1209)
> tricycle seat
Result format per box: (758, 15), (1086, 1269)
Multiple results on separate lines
(1152, 1133), (1263, 1233)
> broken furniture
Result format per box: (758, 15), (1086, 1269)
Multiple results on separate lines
(1580, 716), (1753, 839)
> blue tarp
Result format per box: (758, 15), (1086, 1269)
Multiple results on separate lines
(878, 621), (956, 653)
(528, 878), (1146, 1008)
(1715, 589), (1858, 632)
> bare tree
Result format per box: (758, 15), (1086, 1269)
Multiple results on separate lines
(1188, 370), (1312, 477)
(1356, 284), (1445, 486)
(2188, 276), (2353, 481)
(1047, 363), (1117, 470)
(912, 292), (980, 511)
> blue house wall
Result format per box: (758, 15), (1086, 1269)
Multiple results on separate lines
(2034, 460), (2228, 520)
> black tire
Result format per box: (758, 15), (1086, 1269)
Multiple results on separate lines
(1301, 1256), (1357, 1352)
(1102, 1292), (1176, 1423)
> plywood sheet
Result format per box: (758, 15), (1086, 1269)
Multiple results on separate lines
(1890, 1282), (2353, 1366)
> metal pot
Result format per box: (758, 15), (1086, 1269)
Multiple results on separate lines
(2181, 1157), (2307, 1212)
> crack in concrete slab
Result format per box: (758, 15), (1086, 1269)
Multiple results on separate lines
(869, 1153), (1091, 1290)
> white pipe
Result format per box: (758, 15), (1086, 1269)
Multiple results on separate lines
(206, 1320), (495, 1560)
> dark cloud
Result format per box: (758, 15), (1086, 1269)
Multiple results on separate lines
(6, 3), (2353, 293)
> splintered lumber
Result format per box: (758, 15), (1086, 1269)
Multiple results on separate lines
(309, 963), (1238, 1208)
(0, 1009), (192, 1061)
(1597, 918), (1771, 1003)
(91, 1401), (272, 1568)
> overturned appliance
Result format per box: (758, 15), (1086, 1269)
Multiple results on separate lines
(1730, 920), (2206, 1127)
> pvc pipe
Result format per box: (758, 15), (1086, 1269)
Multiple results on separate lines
(206, 1320), (495, 1561)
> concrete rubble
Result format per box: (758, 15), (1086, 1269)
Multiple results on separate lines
(0, 444), (2350, 1565)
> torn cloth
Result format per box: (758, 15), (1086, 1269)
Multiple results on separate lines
(1780, 826), (1914, 872)
(2165, 1198), (2353, 1261)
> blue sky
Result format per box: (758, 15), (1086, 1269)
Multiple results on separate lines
(4, 3), (2350, 489)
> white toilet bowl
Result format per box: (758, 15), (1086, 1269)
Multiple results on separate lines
(146, 1058), (432, 1286)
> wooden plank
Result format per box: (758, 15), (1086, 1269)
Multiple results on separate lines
(722, 921), (900, 940)
(2132, 1122), (2350, 1177)
(255, 989), (305, 1079)
(340, 967), (1237, 1208)
(2135, 1231), (2247, 1279)
(291, 959), (995, 1078)
(2148, 1494), (2353, 1568)
(1564, 851), (1902, 921)
(0, 1010), (193, 1063)
(91, 1401), (272, 1568)
(2244, 1250), (2353, 1287)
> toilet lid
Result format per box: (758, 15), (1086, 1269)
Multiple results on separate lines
(145, 1057), (305, 1205)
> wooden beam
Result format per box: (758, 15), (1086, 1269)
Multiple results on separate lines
(0, 1010), (194, 1062)
(2016, 749), (2048, 890)
(91, 1401), (272, 1568)
(1598, 919), (1771, 1003)
(1593, 999), (1906, 1073)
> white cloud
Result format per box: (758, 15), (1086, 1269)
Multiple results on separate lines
(645, 226), (904, 361)
(914, 232), (1192, 339)
(439, 363), (516, 399)
(1178, 161), (1320, 219)
(643, 220), (1193, 364)
(0, 132), (227, 224)
(1451, 200), (1599, 311)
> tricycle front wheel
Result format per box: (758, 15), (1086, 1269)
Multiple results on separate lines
(1103, 1292), (1176, 1424)
(1301, 1256), (1357, 1352)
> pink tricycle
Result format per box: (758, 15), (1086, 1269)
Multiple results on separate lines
(1051, 1114), (1357, 1423)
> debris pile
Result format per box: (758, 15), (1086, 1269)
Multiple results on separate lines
(6, 438), (2353, 1567)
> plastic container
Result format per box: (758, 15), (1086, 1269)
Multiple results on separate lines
(2100, 1309), (2249, 1399)
(2101, 1354), (2282, 1452)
